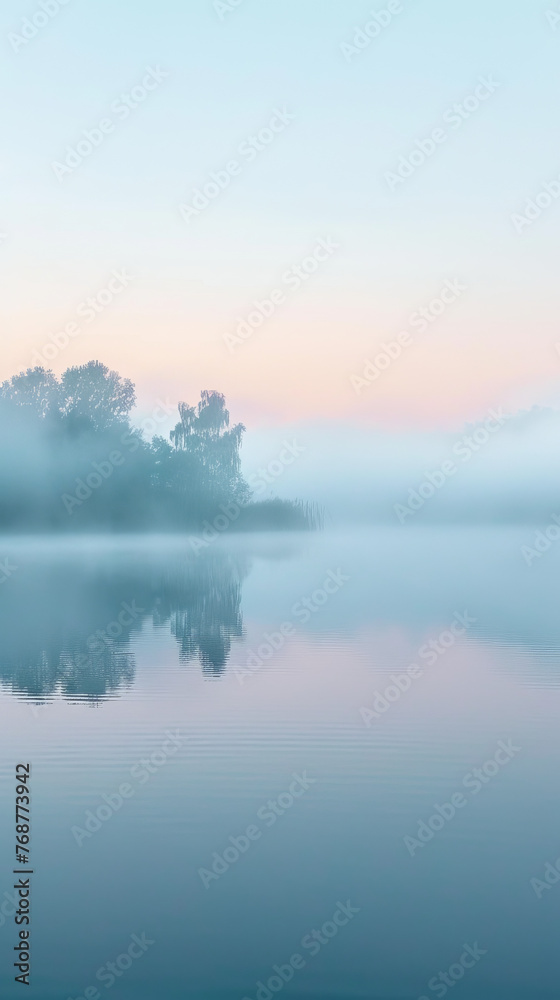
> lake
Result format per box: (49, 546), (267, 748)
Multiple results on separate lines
(0, 526), (558, 999)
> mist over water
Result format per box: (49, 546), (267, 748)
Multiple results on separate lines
(1, 527), (559, 999)
(240, 407), (560, 524)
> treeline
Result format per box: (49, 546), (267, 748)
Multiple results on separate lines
(0, 361), (315, 533)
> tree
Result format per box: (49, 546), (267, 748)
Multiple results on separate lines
(0, 361), (309, 533)
(59, 361), (136, 430)
(0, 366), (59, 418)
(170, 390), (248, 499)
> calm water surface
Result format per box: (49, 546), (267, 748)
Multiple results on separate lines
(0, 527), (559, 999)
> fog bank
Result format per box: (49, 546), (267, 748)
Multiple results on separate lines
(239, 407), (560, 524)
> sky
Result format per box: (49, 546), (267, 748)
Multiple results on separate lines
(2, 0), (560, 431)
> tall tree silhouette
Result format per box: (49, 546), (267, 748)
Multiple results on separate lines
(170, 390), (249, 503)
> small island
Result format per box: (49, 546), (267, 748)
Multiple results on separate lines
(0, 360), (317, 534)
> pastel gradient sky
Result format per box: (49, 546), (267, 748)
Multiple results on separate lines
(2, 0), (560, 428)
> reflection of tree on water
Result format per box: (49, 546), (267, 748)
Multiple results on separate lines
(153, 553), (244, 676)
(0, 645), (135, 705)
(0, 548), (247, 702)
